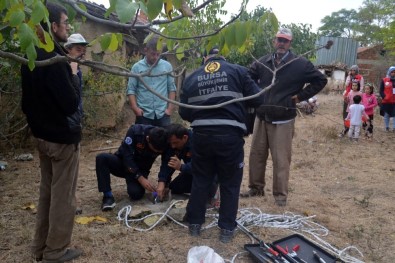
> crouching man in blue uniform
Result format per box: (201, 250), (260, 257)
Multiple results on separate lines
(95, 124), (168, 211)
(179, 48), (264, 243)
(157, 123), (218, 203)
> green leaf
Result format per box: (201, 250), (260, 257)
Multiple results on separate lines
(224, 23), (235, 49)
(9, 10), (25, 27)
(0, 0), (6, 11)
(18, 23), (35, 51)
(146, 0), (163, 21)
(176, 46), (184, 60)
(116, 0), (138, 23)
(39, 31), (54, 52)
(100, 33), (112, 50)
(108, 33), (119, 51)
(105, 0), (117, 18)
(26, 42), (37, 71)
(173, 0), (182, 9)
(138, 1), (148, 17)
(78, 3), (87, 22)
(235, 22), (247, 47)
(30, 1), (46, 25)
(116, 33), (123, 46)
(166, 38), (175, 51)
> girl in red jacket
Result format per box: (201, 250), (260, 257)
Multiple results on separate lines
(362, 83), (378, 139)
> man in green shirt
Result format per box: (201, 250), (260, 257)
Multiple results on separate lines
(126, 37), (176, 127)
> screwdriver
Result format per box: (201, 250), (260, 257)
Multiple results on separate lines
(313, 250), (327, 263)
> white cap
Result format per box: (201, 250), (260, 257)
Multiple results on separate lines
(276, 28), (293, 41)
(64, 33), (89, 48)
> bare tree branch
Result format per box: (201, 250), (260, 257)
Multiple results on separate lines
(60, 0), (217, 30)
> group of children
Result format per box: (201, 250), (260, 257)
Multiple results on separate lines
(343, 81), (378, 142)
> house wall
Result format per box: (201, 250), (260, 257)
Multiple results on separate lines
(357, 44), (392, 89)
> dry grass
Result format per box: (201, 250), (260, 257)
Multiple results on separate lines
(1, 93), (395, 263)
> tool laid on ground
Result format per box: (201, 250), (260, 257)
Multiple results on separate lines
(237, 221), (292, 263)
(275, 245), (307, 263)
(313, 250), (327, 263)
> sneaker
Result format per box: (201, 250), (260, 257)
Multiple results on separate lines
(101, 196), (115, 211)
(385, 127), (390, 132)
(75, 207), (82, 215)
(240, 188), (264, 198)
(43, 248), (82, 263)
(188, 224), (201, 237)
(219, 228), (234, 243)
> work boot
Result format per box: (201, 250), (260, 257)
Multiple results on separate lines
(188, 224), (201, 237)
(219, 228), (234, 243)
(240, 188), (264, 198)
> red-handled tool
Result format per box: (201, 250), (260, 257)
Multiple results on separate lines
(275, 245), (307, 263)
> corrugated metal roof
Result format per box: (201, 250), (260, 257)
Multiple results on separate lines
(315, 36), (359, 68)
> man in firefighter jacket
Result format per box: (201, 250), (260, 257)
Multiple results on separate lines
(157, 123), (218, 201)
(179, 48), (264, 243)
(95, 124), (168, 211)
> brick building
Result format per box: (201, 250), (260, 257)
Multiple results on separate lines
(357, 44), (392, 88)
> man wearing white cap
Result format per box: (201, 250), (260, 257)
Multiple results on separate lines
(65, 33), (89, 216)
(241, 28), (327, 206)
(65, 33), (89, 117)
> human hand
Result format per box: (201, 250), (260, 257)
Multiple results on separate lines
(70, 62), (78, 75)
(137, 176), (156, 192)
(165, 108), (172, 116)
(156, 182), (168, 200)
(291, 95), (300, 103)
(132, 107), (144, 116)
(168, 156), (181, 171)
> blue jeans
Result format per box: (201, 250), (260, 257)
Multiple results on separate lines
(384, 112), (395, 129)
(135, 114), (171, 127)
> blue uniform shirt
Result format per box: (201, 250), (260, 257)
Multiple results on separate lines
(126, 57), (176, 120)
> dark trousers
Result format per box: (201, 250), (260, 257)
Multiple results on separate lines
(96, 153), (145, 200)
(187, 130), (244, 231)
(135, 114), (171, 127)
(170, 172), (218, 198)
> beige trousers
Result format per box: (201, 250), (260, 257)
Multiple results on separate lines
(31, 139), (79, 260)
(248, 118), (294, 201)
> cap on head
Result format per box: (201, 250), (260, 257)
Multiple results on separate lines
(64, 33), (89, 48)
(276, 28), (293, 41)
(350, 65), (359, 73)
(204, 46), (219, 57)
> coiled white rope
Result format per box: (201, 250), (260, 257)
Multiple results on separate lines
(117, 203), (364, 263)
(236, 207), (364, 263)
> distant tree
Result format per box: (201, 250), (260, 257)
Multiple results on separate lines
(227, 6), (317, 66)
(355, 0), (395, 46)
(318, 9), (359, 38)
(318, 0), (395, 48)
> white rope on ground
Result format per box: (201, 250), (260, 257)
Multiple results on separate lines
(116, 203), (364, 263)
(117, 200), (188, 231)
(237, 207), (364, 263)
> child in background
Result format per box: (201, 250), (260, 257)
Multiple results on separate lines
(362, 83), (378, 139)
(345, 95), (369, 142)
(340, 80), (363, 137)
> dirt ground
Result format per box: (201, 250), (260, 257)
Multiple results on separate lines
(1, 94), (394, 263)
